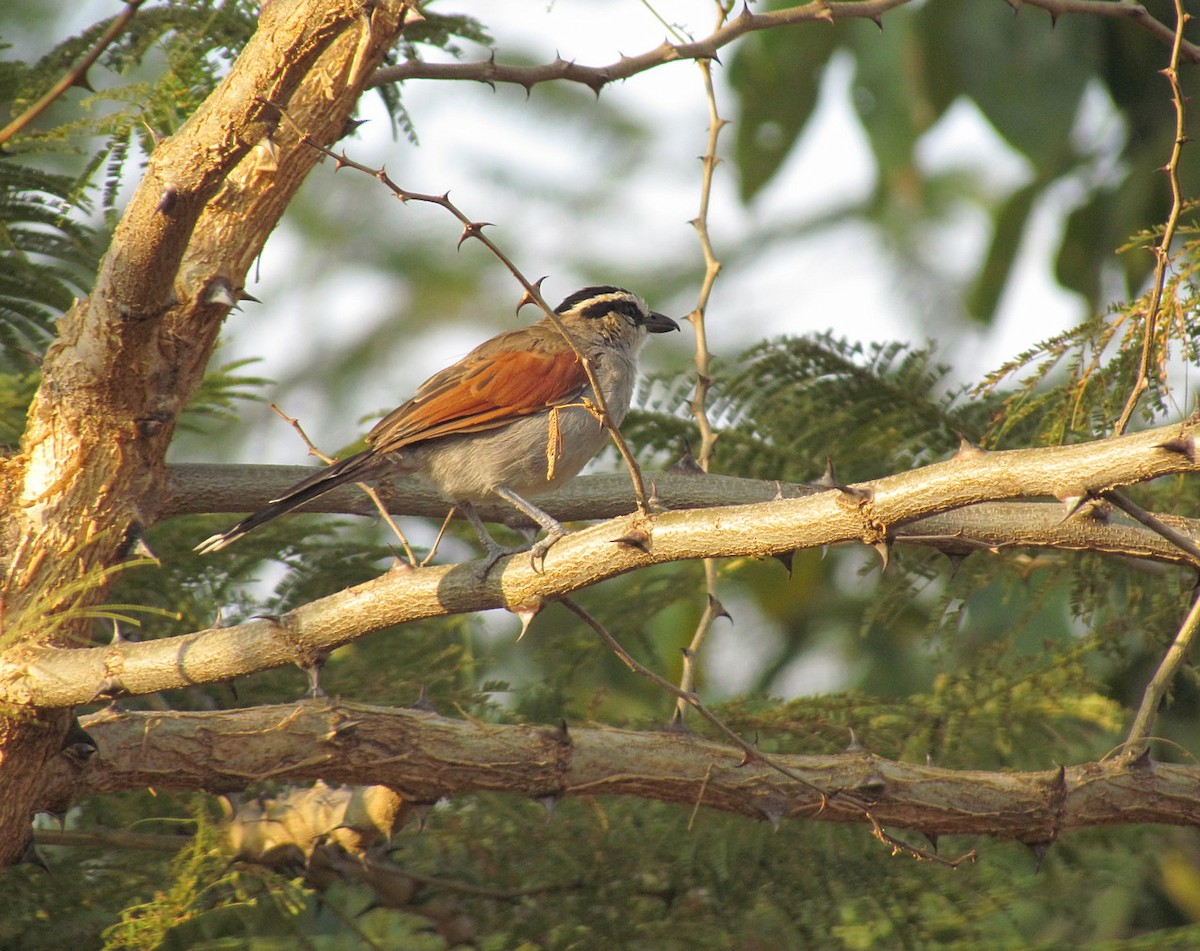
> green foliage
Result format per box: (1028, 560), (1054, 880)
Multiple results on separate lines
(16, 315), (1200, 949)
(100, 809), (231, 951)
(178, 357), (272, 433)
(728, 0), (1199, 322)
(5, 2), (259, 219)
(0, 156), (103, 449)
(2, 3), (488, 217)
(722, 641), (1122, 770)
(0, 368), (38, 447)
(630, 334), (995, 484)
(0, 161), (99, 366)
(4, 789), (1198, 950)
(980, 229), (1200, 445)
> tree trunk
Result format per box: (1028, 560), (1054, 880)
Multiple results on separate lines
(0, 0), (414, 866)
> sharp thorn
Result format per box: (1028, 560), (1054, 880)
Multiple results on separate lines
(667, 439), (705, 475)
(611, 528), (652, 554)
(708, 594), (732, 622)
(771, 549), (795, 578)
(872, 539), (892, 572)
(1024, 840), (1052, 873)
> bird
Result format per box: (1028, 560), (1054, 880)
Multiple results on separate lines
(195, 285), (679, 566)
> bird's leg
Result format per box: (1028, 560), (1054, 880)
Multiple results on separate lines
(492, 486), (568, 571)
(461, 501), (530, 574)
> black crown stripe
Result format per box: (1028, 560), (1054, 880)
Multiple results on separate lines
(554, 285), (630, 314)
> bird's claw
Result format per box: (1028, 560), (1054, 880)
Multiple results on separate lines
(527, 530), (565, 573)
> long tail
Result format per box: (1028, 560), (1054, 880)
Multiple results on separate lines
(195, 450), (381, 554)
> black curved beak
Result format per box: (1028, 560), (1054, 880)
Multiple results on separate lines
(645, 311), (681, 333)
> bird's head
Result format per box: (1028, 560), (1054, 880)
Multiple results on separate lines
(553, 286), (679, 348)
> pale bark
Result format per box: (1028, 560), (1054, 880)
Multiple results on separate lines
(3, 420), (1197, 709)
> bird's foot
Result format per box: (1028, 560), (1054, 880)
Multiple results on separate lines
(474, 530), (566, 576)
(526, 528), (566, 573)
(463, 493), (569, 575)
(477, 537), (529, 577)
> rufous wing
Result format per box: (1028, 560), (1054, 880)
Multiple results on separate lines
(367, 344), (589, 453)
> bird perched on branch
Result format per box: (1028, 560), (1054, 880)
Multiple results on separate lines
(196, 285), (679, 566)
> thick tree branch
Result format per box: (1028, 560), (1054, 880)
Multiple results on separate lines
(37, 700), (1200, 840)
(4, 419), (1199, 708)
(160, 463), (1200, 569)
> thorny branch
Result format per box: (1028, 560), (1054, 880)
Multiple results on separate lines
(675, 3), (731, 725)
(1026, 0), (1200, 63)
(369, 0), (1200, 94)
(263, 99), (654, 516)
(6, 418), (1200, 709)
(154, 462), (1200, 574)
(42, 700), (1180, 849)
(1114, 0), (1191, 433)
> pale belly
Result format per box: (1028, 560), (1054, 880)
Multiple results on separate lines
(406, 402), (615, 501)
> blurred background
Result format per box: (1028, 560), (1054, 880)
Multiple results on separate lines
(10, 1), (1101, 453)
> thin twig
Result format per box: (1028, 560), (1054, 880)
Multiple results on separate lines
(687, 761), (716, 832)
(0, 1), (145, 147)
(1114, 0), (1191, 434)
(865, 812), (977, 869)
(1125, 586), (1200, 758)
(269, 402), (418, 566)
(674, 2), (731, 724)
(421, 507), (456, 567)
(265, 100), (654, 516)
